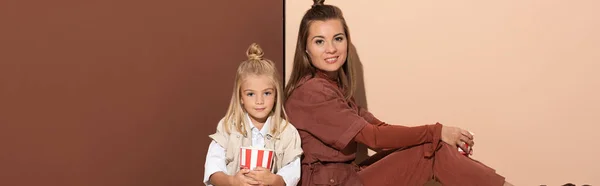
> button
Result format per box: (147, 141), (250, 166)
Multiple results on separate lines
(329, 179), (335, 183)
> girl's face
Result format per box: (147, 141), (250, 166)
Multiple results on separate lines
(240, 74), (275, 124)
(306, 19), (348, 76)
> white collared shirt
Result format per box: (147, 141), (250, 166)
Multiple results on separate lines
(203, 114), (301, 186)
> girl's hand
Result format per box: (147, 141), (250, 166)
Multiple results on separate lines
(246, 167), (284, 186)
(230, 168), (260, 186)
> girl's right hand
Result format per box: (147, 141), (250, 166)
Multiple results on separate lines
(230, 169), (260, 186)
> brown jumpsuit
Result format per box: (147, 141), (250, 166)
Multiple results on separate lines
(284, 71), (505, 186)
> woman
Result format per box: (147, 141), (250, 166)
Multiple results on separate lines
(284, 0), (512, 185)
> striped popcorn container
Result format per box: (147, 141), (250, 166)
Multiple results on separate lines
(239, 146), (274, 170)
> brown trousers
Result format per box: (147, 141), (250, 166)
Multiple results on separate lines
(357, 143), (505, 186)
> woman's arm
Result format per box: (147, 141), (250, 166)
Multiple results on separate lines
(357, 106), (388, 127)
(286, 78), (441, 151)
(354, 122), (442, 150)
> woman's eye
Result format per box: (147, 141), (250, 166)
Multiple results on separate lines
(315, 40), (324, 45)
(335, 37), (344, 41)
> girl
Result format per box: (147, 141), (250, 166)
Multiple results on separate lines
(204, 43), (302, 186)
(284, 0), (512, 186)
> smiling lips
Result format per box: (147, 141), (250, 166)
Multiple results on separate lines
(324, 56), (338, 64)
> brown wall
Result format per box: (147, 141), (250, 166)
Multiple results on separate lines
(286, 0), (599, 185)
(0, 0), (282, 185)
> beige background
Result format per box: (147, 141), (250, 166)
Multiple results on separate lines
(286, 0), (599, 185)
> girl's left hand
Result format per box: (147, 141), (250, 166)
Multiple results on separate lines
(246, 167), (278, 186)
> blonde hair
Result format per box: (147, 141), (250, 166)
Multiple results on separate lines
(284, 0), (356, 101)
(223, 43), (288, 137)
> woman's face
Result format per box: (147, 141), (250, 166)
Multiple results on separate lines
(305, 19), (348, 76)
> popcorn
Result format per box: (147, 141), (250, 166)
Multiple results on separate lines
(239, 146), (274, 170)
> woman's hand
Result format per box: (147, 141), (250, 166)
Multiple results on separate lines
(245, 167), (285, 186)
(441, 125), (474, 154)
(229, 168), (260, 186)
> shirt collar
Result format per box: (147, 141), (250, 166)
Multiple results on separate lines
(245, 113), (271, 136)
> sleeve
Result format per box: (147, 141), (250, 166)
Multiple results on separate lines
(357, 106), (388, 126)
(275, 157), (301, 186)
(280, 125), (303, 165)
(208, 118), (229, 148)
(285, 79), (368, 150)
(354, 122), (443, 158)
(203, 141), (229, 186)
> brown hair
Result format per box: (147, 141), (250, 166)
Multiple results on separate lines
(223, 43), (288, 137)
(284, 0), (357, 100)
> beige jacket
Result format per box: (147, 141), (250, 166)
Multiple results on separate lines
(209, 117), (303, 175)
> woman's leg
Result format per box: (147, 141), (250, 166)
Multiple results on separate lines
(432, 143), (506, 186)
(358, 143), (507, 186)
(357, 144), (434, 186)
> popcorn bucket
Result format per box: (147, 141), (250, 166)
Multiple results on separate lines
(239, 146), (274, 170)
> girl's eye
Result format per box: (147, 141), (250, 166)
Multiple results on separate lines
(264, 92), (272, 96)
(246, 93), (254, 96)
